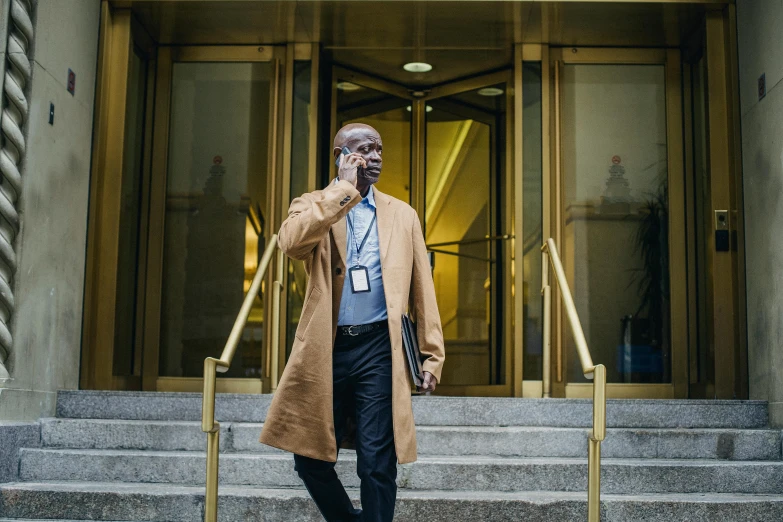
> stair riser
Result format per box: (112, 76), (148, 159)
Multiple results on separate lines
(40, 419), (782, 461)
(55, 391), (769, 428)
(3, 488), (783, 522)
(19, 451), (783, 494)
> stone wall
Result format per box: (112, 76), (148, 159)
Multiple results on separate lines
(737, 0), (783, 425)
(0, 0), (101, 419)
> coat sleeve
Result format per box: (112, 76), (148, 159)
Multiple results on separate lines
(278, 180), (361, 261)
(409, 211), (445, 383)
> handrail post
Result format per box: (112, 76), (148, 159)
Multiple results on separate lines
(205, 428), (220, 522)
(592, 364), (607, 442)
(588, 437), (601, 522)
(588, 364), (607, 522)
(202, 357), (220, 522)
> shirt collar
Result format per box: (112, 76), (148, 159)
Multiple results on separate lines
(363, 185), (377, 209)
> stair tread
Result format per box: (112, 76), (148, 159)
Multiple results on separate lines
(38, 418), (782, 432)
(5, 481), (783, 501)
(54, 391), (769, 429)
(20, 447), (783, 465)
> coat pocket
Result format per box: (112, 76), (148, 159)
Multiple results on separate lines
(295, 287), (322, 341)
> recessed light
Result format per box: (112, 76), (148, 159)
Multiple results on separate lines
(478, 87), (504, 97)
(336, 81), (362, 91)
(403, 62), (433, 73)
(406, 105), (434, 112)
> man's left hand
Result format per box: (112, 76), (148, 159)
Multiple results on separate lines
(419, 372), (437, 393)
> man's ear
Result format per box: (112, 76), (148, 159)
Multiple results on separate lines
(333, 146), (342, 159)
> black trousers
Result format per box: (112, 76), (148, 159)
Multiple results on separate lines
(294, 325), (397, 522)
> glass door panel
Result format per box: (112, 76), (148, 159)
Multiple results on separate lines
(333, 76), (411, 202)
(328, 68), (512, 393)
(556, 51), (686, 394)
(158, 61), (273, 381)
(521, 62), (545, 382)
(425, 81), (508, 387)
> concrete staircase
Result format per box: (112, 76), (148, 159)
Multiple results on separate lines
(1, 391), (783, 521)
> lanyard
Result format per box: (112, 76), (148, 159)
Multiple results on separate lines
(347, 211), (377, 261)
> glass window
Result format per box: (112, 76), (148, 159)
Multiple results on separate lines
(561, 64), (671, 384)
(159, 61), (272, 378)
(425, 83), (507, 385)
(521, 62), (544, 381)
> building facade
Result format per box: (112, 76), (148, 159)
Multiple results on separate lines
(0, 0), (781, 425)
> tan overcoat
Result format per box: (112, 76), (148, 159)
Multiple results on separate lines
(259, 180), (445, 464)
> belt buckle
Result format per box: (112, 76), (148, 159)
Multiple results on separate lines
(347, 325), (359, 336)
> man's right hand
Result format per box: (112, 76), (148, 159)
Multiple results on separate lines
(338, 152), (367, 188)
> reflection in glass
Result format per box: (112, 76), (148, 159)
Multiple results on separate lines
(426, 84), (506, 385)
(521, 63), (544, 381)
(113, 46), (148, 378)
(561, 64), (670, 384)
(335, 80), (411, 202)
(159, 62), (272, 378)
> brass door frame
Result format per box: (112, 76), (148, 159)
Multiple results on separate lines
(81, 6), (156, 391)
(515, 44), (552, 398)
(425, 71), (514, 397)
(549, 47), (688, 399)
(704, 5), (747, 399)
(142, 45), (283, 392)
(330, 65), (515, 396)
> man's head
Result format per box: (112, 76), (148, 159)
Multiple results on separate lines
(333, 123), (383, 187)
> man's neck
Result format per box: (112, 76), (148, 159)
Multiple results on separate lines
(357, 183), (372, 197)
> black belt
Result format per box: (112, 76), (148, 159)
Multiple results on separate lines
(337, 320), (387, 337)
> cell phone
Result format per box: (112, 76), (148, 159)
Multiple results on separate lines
(335, 146), (365, 177)
(334, 146), (352, 168)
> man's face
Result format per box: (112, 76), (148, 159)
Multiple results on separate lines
(343, 128), (383, 183)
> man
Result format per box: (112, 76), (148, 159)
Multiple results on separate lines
(259, 123), (445, 521)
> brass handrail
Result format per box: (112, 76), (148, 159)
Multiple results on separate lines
(202, 234), (284, 522)
(541, 238), (607, 522)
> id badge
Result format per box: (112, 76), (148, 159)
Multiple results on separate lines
(348, 265), (371, 293)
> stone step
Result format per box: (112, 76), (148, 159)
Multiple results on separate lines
(55, 391), (769, 429)
(18, 449), (783, 494)
(39, 418), (783, 461)
(2, 482), (783, 521)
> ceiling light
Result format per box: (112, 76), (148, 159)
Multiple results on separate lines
(406, 105), (434, 112)
(403, 62), (433, 73)
(336, 81), (362, 91)
(478, 87), (504, 97)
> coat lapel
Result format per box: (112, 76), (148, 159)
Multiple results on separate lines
(373, 186), (396, 263)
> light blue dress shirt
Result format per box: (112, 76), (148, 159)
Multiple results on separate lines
(337, 187), (388, 326)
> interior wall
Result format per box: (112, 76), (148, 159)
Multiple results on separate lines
(737, 0), (783, 425)
(0, 0), (102, 420)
